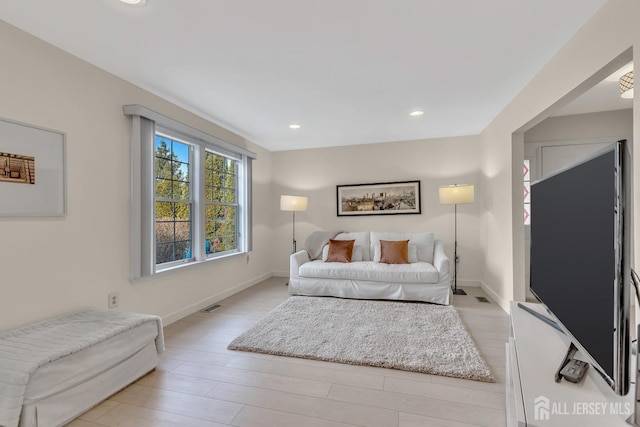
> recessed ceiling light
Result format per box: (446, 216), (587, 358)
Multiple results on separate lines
(120, 0), (146, 5)
(289, 124), (301, 129)
(409, 110), (424, 117)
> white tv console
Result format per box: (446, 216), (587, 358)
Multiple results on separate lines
(507, 301), (635, 426)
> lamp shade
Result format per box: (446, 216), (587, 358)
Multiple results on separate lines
(280, 195), (308, 211)
(620, 71), (634, 99)
(439, 184), (474, 205)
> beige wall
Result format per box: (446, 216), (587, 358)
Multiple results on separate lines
(525, 109), (633, 179)
(522, 109), (634, 296)
(525, 109), (633, 144)
(271, 136), (484, 286)
(2, 0), (638, 329)
(0, 22), (274, 331)
(480, 0), (639, 311)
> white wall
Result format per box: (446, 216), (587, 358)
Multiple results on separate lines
(525, 109), (633, 180)
(3, 0), (637, 328)
(480, 0), (639, 312)
(526, 109), (633, 144)
(0, 22), (274, 331)
(271, 136), (484, 287)
(521, 109), (633, 295)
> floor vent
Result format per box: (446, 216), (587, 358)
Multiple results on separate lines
(201, 304), (221, 313)
(475, 296), (491, 303)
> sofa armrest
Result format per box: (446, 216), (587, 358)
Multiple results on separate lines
(290, 250), (310, 280)
(433, 240), (450, 278)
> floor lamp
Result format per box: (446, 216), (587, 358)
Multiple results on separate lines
(280, 195), (308, 254)
(439, 184), (474, 295)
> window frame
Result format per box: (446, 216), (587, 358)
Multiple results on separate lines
(125, 105), (255, 280)
(524, 158), (531, 226)
(153, 132), (195, 269)
(204, 149), (241, 258)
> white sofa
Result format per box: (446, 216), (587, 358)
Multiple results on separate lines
(289, 231), (451, 305)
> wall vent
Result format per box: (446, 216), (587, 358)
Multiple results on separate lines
(201, 304), (221, 313)
(475, 296), (491, 303)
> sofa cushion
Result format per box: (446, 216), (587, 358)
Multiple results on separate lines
(325, 239), (355, 263)
(333, 232), (372, 261)
(379, 240), (409, 264)
(370, 232), (434, 264)
(299, 260), (440, 284)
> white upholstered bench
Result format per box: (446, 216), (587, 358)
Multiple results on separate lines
(0, 309), (164, 427)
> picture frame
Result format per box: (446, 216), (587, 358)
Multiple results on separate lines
(337, 180), (421, 216)
(0, 117), (66, 216)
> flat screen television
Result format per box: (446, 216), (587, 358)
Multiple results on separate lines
(529, 140), (631, 395)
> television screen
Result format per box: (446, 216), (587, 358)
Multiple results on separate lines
(529, 141), (629, 395)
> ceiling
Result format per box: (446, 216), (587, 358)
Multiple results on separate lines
(0, 0), (619, 151)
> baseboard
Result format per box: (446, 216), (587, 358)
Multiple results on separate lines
(162, 272), (273, 326)
(457, 279), (481, 288)
(272, 271), (289, 278)
(479, 280), (510, 314)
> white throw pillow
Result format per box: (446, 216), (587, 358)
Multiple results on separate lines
(333, 232), (371, 261)
(370, 231), (434, 264)
(373, 244), (418, 263)
(322, 244), (364, 262)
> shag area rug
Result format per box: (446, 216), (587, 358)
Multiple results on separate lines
(228, 296), (494, 382)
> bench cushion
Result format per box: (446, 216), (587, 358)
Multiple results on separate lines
(23, 321), (158, 403)
(0, 309), (163, 427)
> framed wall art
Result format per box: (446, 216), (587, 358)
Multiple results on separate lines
(0, 117), (66, 216)
(337, 180), (421, 216)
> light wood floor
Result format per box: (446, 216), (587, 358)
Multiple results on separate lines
(68, 278), (509, 427)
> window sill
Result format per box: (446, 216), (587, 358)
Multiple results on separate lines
(131, 251), (246, 284)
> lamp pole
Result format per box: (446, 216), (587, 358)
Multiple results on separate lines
(292, 210), (297, 254)
(453, 203), (465, 295)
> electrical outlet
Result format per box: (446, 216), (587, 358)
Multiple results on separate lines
(108, 292), (119, 309)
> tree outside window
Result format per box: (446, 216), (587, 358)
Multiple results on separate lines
(205, 151), (238, 254)
(155, 135), (191, 265)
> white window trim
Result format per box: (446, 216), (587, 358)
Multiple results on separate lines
(153, 133), (194, 270)
(524, 157), (532, 227)
(124, 105), (256, 280)
(203, 150), (240, 260)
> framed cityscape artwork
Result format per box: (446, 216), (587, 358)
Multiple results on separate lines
(336, 180), (421, 216)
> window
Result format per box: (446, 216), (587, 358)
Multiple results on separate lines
(155, 135), (192, 266)
(125, 105), (255, 279)
(205, 151), (239, 254)
(524, 159), (531, 225)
